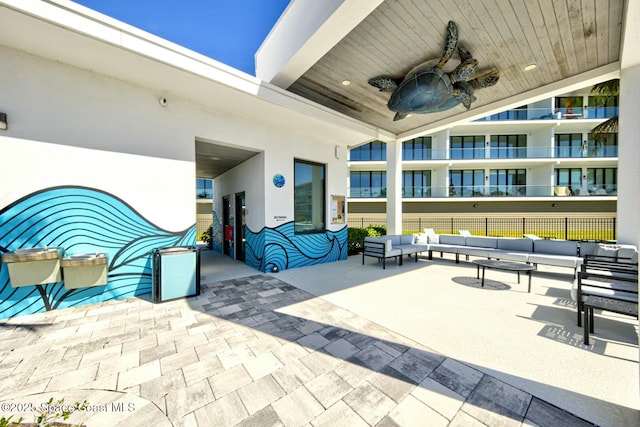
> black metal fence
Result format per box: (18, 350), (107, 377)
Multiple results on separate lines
(348, 216), (617, 242)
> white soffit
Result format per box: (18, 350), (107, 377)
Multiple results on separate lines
(255, 0), (383, 88)
(0, 0), (380, 145)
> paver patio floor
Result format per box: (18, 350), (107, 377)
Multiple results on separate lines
(0, 251), (637, 426)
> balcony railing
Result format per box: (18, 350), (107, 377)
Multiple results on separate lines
(396, 144), (619, 161)
(350, 184), (618, 199)
(474, 106), (619, 122)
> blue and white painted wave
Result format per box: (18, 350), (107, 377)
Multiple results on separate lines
(0, 186), (195, 319)
(245, 222), (347, 272)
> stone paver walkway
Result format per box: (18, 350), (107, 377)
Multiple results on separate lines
(0, 274), (595, 426)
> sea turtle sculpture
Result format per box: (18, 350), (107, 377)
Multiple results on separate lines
(368, 21), (500, 121)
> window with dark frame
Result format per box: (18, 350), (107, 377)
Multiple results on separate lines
(450, 135), (485, 159)
(490, 135), (527, 159)
(294, 159), (325, 234)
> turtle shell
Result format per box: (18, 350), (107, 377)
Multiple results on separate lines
(387, 61), (453, 114)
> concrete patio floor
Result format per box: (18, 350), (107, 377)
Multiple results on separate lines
(0, 249), (637, 426)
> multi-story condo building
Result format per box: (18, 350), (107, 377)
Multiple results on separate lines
(347, 84), (618, 227)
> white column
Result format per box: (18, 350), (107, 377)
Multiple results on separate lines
(617, 64), (640, 246)
(386, 139), (402, 235)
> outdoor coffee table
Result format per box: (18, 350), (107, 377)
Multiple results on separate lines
(472, 259), (535, 292)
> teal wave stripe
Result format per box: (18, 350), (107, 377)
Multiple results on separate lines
(245, 221), (347, 272)
(0, 186), (195, 319)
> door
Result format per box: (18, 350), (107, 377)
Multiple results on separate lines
(235, 192), (246, 262)
(222, 195), (231, 256)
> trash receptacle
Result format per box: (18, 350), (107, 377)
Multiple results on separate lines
(152, 246), (200, 303)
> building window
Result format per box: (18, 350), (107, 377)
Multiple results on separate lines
(587, 132), (618, 157)
(349, 171), (386, 198)
(449, 169), (484, 197)
(402, 170), (431, 197)
(555, 96), (583, 117)
(555, 168), (582, 194)
(587, 168), (617, 195)
(555, 133), (583, 158)
(490, 135), (526, 158)
(294, 160), (325, 233)
(588, 95), (618, 118)
(196, 178), (213, 199)
(450, 136), (485, 159)
(349, 140), (386, 161)
(489, 169), (526, 196)
(402, 137), (432, 160)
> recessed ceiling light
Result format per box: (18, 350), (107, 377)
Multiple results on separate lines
(524, 64), (537, 71)
(210, 156), (220, 160)
(341, 80), (351, 86)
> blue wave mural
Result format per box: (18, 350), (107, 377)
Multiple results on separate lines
(0, 186), (195, 319)
(246, 221), (347, 272)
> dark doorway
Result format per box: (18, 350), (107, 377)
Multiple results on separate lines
(235, 192), (246, 262)
(222, 195), (231, 256)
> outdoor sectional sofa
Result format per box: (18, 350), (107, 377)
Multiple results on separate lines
(363, 232), (638, 274)
(362, 235), (428, 269)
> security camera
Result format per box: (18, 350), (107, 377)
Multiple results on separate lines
(159, 97), (168, 106)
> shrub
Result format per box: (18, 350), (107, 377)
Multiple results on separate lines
(348, 224), (387, 254)
(201, 226), (213, 249)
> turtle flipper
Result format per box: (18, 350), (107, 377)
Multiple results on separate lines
(451, 58), (478, 83)
(393, 111), (409, 121)
(437, 21), (458, 68)
(470, 69), (500, 89)
(368, 76), (400, 92)
(457, 44), (473, 62)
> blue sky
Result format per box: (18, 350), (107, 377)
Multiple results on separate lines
(73, 0), (291, 75)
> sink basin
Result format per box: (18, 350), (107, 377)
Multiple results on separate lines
(15, 247), (59, 255)
(69, 254), (101, 260)
(2, 247), (64, 287)
(61, 253), (108, 290)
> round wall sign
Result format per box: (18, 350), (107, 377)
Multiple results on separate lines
(273, 174), (285, 188)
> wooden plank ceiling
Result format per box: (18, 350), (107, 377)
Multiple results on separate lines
(285, 0), (624, 135)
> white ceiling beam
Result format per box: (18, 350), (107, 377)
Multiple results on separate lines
(255, 0), (383, 88)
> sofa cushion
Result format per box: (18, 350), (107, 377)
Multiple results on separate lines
(491, 250), (530, 263)
(465, 236), (498, 249)
(533, 239), (578, 256)
(497, 238), (533, 253)
(596, 244), (619, 258)
(528, 254), (579, 268)
(579, 242), (600, 257)
(618, 245), (639, 263)
(385, 239), (393, 253)
(457, 246), (495, 258)
(439, 235), (466, 246)
(400, 234), (414, 245)
(415, 234), (428, 244)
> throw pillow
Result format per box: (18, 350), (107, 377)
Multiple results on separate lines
(385, 239), (393, 253)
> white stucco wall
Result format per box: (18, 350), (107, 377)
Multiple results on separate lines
(1, 45), (194, 230)
(1, 44), (349, 236)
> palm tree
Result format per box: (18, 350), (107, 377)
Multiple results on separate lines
(590, 79), (619, 142)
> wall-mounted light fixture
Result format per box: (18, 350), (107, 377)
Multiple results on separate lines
(551, 203), (557, 207)
(0, 113), (7, 130)
(473, 203), (478, 208)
